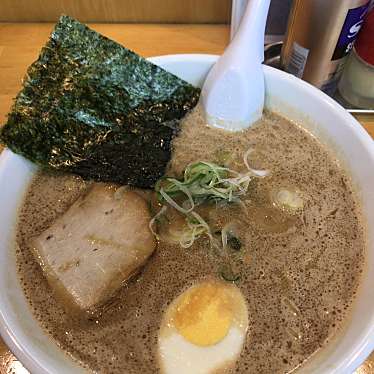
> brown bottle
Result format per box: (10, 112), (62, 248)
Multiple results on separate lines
(281, 0), (370, 95)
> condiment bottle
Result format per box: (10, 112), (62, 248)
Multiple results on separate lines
(338, 7), (374, 109)
(281, 0), (371, 96)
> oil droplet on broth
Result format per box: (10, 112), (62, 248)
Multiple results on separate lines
(248, 206), (296, 233)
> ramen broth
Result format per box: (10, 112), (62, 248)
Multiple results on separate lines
(15, 105), (365, 373)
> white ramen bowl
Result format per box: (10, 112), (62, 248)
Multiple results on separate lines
(0, 54), (374, 374)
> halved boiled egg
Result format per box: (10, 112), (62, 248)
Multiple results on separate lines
(158, 279), (248, 374)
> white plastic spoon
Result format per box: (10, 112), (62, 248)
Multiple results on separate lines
(201, 0), (271, 131)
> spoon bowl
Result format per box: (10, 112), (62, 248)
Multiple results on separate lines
(201, 0), (271, 131)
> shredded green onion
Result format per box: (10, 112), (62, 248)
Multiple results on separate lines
(243, 148), (269, 177)
(149, 208), (215, 249)
(148, 205), (168, 240)
(179, 211), (213, 248)
(152, 152), (269, 251)
(155, 161), (253, 206)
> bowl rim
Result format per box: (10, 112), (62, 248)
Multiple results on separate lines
(1, 53), (374, 374)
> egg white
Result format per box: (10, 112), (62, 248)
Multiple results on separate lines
(159, 324), (246, 374)
(158, 281), (248, 374)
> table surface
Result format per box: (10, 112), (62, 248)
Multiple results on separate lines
(0, 22), (373, 374)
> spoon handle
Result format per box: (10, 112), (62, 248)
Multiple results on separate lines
(232, 0), (271, 62)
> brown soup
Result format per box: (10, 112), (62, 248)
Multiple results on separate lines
(15, 105), (365, 373)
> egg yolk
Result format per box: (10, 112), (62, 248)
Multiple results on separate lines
(172, 282), (234, 347)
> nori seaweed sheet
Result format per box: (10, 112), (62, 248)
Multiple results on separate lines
(0, 15), (200, 188)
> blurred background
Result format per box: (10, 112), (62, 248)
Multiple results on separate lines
(0, 0), (292, 37)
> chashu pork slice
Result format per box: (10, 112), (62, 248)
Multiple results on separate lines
(31, 184), (156, 311)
